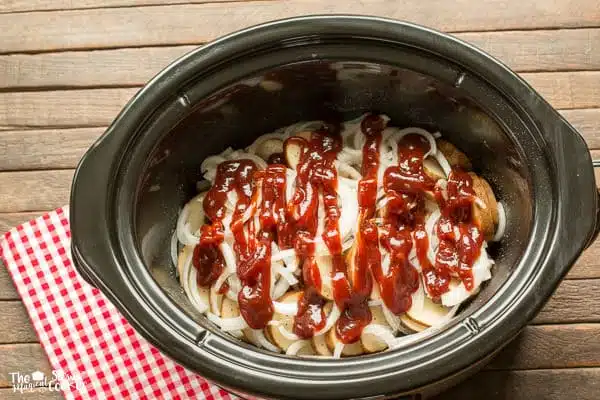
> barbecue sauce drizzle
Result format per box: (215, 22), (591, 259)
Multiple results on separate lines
(193, 116), (485, 344)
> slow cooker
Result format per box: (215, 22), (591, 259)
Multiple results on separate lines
(70, 16), (600, 399)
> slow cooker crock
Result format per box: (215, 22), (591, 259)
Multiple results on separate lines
(70, 16), (600, 399)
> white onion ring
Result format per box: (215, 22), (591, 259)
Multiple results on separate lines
(273, 301), (299, 316)
(434, 150), (452, 178)
(492, 202), (506, 241)
(314, 305), (341, 336)
(207, 313), (248, 331)
(286, 340), (312, 356)
(273, 263), (299, 286)
(362, 324), (396, 348)
(248, 329), (280, 353)
(382, 127), (437, 159)
(170, 231), (178, 269)
(278, 326), (302, 341)
(333, 343), (344, 359)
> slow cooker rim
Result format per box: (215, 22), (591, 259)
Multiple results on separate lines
(70, 15), (597, 399)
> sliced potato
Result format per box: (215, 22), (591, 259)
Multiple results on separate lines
(326, 326), (364, 356)
(406, 293), (453, 328)
(315, 256), (334, 300)
(256, 138), (284, 161)
(220, 297), (244, 339)
(423, 158), (446, 180)
(176, 245), (192, 277)
(361, 306), (391, 353)
(400, 314), (429, 332)
(470, 172), (499, 240)
(284, 138), (305, 170)
(267, 290), (302, 351)
(312, 303), (333, 356)
(437, 139), (472, 170)
(294, 131), (312, 140)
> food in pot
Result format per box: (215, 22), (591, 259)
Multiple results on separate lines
(173, 113), (506, 357)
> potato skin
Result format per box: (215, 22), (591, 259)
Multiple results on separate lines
(469, 172), (499, 240)
(437, 139), (472, 171)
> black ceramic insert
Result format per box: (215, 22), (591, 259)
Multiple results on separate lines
(70, 16), (599, 399)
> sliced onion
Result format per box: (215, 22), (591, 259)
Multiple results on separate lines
(381, 304), (401, 333)
(337, 161), (362, 180)
(286, 340), (312, 356)
(441, 248), (493, 307)
(434, 150), (452, 178)
(231, 153), (268, 170)
(247, 133), (286, 154)
(207, 313), (248, 331)
(176, 204), (199, 246)
(492, 202), (506, 241)
(273, 263), (299, 285)
(201, 155), (226, 173)
(314, 305), (341, 336)
(278, 325), (302, 341)
(219, 242), (237, 273)
(383, 127), (437, 159)
(333, 343), (344, 359)
(188, 268), (210, 313)
(273, 301), (299, 316)
(170, 231), (178, 270)
(272, 248), (296, 262)
(210, 284), (223, 316)
(368, 299), (383, 306)
(247, 329), (280, 353)
(272, 278), (290, 300)
(362, 324), (396, 348)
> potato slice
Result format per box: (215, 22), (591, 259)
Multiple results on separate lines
(176, 245), (192, 278)
(400, 314), (429, 333)
(312, 303), (333, 356)
(326, 326), (364, 356)
(256, 138), (284, 161)
(294, 131), (312, 140)
(361, 306), (391, 353)
(267, 290), (302, 351)
(470, 172), (499, 240)
(220, 297), (244, 339)
(284, 138), (305, 170)
(423, 158), (446, 180)
(315, 256), (334, 300)
(437, 139), (472, 170)
(406, 294), (453, 328)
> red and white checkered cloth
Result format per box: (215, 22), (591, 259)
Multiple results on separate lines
(0, 206), (236, 400)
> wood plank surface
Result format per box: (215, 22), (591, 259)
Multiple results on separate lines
(0, 87), (597, 129)
(0, 302), (38, 343)
(1, 0), (599, 54)
(0, 128), (102, 171)
(0, 89), (137, 129)
(0, 390), (62, 400)
(436, 368), (600, 400)
(0, 344), (52, 387)
(0, 0), (261, 14)
(488, 324), (600, 370)
(2, 28), (600, 90)
(534, 279), (600, 324)
(0, 170), (73, 212)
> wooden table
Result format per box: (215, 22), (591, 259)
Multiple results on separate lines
(0, 1), (599, 399)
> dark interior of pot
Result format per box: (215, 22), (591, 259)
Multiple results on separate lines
(134, 60), (533, 352)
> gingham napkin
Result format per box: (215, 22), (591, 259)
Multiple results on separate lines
(0, 207), (236, 400)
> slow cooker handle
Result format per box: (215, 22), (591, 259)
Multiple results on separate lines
(588, 160), (600, 248)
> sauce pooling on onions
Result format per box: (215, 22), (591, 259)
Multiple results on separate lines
(192, 116), (487, 344)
